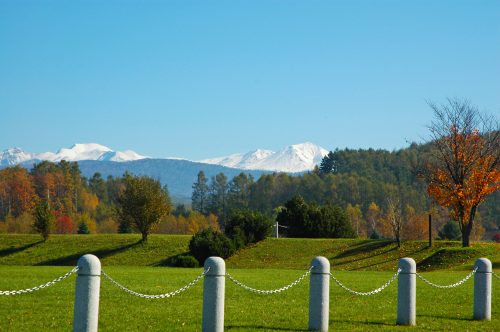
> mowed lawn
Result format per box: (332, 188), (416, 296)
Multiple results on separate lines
(0, 266), (499, 331)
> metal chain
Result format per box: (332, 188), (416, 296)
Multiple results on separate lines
(0, 266), (79, 296)
(226, 267), (313, 295)
(330, 269), (401, 296)
(493, 271), (500, 280)
(416, 267), (477, 289)
(101, 268), (209, 299)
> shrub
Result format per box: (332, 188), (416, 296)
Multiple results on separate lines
(438, 221), (461, 240)
(225, 210), (273, 249)
(168, 254), (199, 268)
(276, 195), (356, 238)
(77, 222), (90, 234)
(189, 228), (235, 265)
(370, 230), (381, 240)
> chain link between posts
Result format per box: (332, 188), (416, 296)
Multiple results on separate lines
(493, 271), (500, 280)
(0, 266), (79, 296)
(416, 267), (477, 289)
(330, 268), (401, 296)
(226, 266), (313, 295)
(101, 268), (209, 299)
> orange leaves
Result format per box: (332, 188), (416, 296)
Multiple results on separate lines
(0, 166), (37, 217)
(427, 127), (500, 227)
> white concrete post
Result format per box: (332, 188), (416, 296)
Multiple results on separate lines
(397, 257), (416, 326)
(73, 254), (101, 332)
(275, 222), (279, 238)
(308, 256), (330, 332)
(202, 257), (225, 332)
(473, 258), (491, 321)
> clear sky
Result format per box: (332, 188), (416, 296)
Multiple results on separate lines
(1, 0), (499, 160)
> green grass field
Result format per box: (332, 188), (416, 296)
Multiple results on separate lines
(1, 234), (499, 271)
(0, 266), (499, 331)
(0, 234), (499, 330)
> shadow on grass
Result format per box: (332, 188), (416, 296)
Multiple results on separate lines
(334, 240), (394, 259)
(35, 240), (142, 266)
(417, 314), (473, 322)
(339, 243), (430, 271)
(0, 240), (44, 257)
(154, 252), (192, 267)
(330, 319), (394, 327)
(226, 325), (308, 331)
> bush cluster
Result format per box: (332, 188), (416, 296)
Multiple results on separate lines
(276, 195), (356, 238)
(189, 209), (273, 265)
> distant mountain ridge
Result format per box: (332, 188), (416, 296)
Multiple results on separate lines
(200, 142), (329, 172)
(1, 142), (329, 172)
(0, 142), (329, 199)
(0, 143), (147, 167)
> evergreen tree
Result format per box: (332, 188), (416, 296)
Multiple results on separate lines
(227, 173), (253, 211)
(192, 171), (209, 215)
(208, 173), (229, 229)
(319, 151), (335, 174)
(438, 221), (461, 240)
(276, 195), (355, 238)
(77, 222), (90, 234)
(89, 172), (108, 203)
(32, 200), (54, 241)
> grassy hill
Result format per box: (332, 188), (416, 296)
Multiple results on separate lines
(0, 234), (498, 271)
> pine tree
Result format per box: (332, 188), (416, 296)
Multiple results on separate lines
(32, 200), (54, 241)
(319, 151), (335, 174)
(192, 171), (209, 214)
(77, 222), (90, 234)
(208, 173), (229, 229)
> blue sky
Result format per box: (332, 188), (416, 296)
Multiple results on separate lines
(1, 0), (499, 160)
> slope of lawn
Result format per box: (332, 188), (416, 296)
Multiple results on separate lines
(0, 234), (191, 266)
(226, 238), (499, 271)
(0, 234), (498, 271)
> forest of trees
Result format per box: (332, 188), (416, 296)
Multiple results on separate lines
(0, 142), (498, 241)
(0, 161), (218, 235)
(191, 143), (499, 241)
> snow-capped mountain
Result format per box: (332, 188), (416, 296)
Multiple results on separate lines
(0, 148), (34, 167)
(0, 143), (147, 166)
(201, 142), (329, 172)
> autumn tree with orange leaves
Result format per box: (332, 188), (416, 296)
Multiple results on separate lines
(425, 98), (500, 247)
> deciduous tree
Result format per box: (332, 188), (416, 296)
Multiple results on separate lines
(117, 175), (171, 241)
(425, 98), (500, 246)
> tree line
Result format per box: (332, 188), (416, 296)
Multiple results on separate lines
(0, 161), (218, 237)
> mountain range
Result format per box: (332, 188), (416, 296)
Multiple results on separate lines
(1, 142), (328, 173)
(0, 143), (146, 166)
(0, 142), (329, 200)
(201, 142), (328, 172)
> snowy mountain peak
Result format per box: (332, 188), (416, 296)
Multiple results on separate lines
(200, 142), (329, 172)
(0, 147), (33, 166)
(53, 143), (114, 162)
(0, 143), (148, 165)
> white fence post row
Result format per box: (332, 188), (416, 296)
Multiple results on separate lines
(474, 258), (492, 321)
(73, 254), (101, 332)
(202, 257), (225, 332)
(308, 256), (330, 332)
(397, 258), (416, 326)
